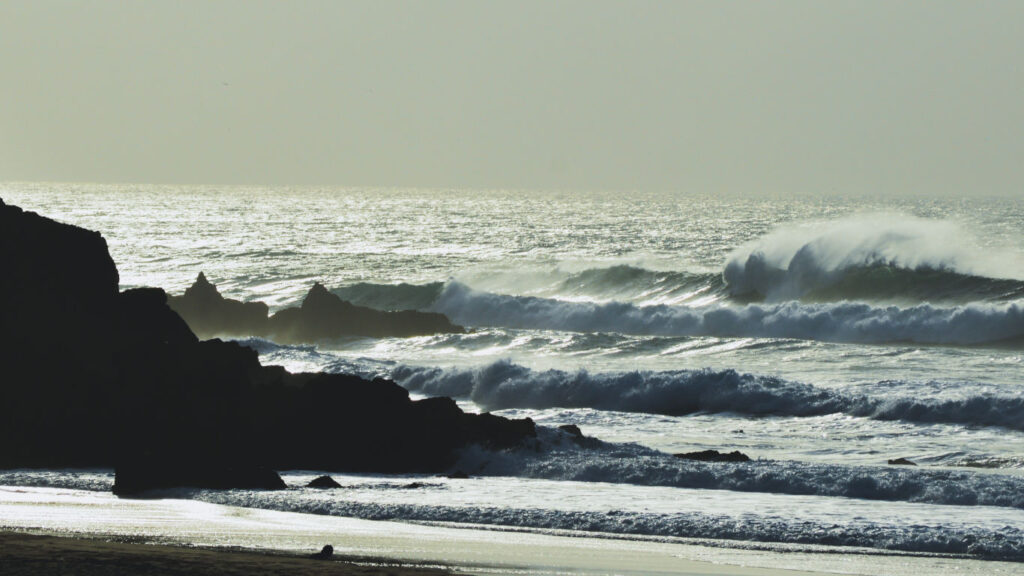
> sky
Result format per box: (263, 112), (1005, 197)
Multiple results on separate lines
(1, 1), (1022, 195)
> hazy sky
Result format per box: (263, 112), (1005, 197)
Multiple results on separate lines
(1, 1), (1022, 195)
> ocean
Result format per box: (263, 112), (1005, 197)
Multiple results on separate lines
(2, 183), (1023, 572)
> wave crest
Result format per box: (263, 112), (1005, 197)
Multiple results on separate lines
(391, 360), (1024, 431)
(723, 214), (1024, 302)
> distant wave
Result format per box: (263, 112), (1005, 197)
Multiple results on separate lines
(553, 265), (725, 305)
(330, 267), (726, 312)
(433, 282), (1024, 346)
(391, 360), (1024, 431)
(724, 214), (1024, 302)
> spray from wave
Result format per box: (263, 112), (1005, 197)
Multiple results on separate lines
(724, 214), (1024, 302)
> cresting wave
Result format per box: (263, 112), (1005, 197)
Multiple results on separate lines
(390, 360), (1024, 431)
(724, 214), (1024, 302)
(432, 282), (1024, 346)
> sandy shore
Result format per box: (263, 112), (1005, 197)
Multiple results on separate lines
(0, 531), (449, 576)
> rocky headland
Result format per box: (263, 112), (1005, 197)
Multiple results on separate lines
(168, 272), (463, 342)
(0, 198), (534, 495)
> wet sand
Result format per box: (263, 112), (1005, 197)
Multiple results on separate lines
(0, 532), (448, 576)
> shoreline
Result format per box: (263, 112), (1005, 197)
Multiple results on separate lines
(5, 486), (1023, 576)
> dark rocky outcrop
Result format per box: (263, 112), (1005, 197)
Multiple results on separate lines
(168, 275), (463, 342)
(558, 424), (583, 438)
(888, 457), (917, 466)
(674, 449), (751, 463)
(307, 475), (342, 489)
(0, 199), (535, 491)
(113, 462), (287, 496)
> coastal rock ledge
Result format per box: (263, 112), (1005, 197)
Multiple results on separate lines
(0, 198), (535, 493)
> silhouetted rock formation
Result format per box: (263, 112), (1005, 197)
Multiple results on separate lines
(167, 272), (269, 338)
(0, 199), (535, 491)
(673, 449), (751, 463)
(113, 463), (286, 496)
(887, 457), (917, 466)
(168, 274), (463, 342)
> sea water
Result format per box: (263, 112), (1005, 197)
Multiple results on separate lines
(2, 183), (1023, 567)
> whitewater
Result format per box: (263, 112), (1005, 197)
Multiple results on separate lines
(3, 183), (1024, 573)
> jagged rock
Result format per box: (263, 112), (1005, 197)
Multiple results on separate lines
(888, 457), (917, 466)
(307, 475), (342, 489)
(674, 449), (751, 463)
(267, 282), (464, 342)
(168, 273), (269, 338)
(168, 275), (464, 342)
(0, 198), (537, 490)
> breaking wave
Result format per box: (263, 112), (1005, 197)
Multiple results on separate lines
(391, 361), (1024, 431)
(432, 282), (1024, 346)
(724, 214), (1024, 302)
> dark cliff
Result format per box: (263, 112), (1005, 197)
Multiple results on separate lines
(0, 199), (533, 492)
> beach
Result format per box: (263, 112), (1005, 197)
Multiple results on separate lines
(4, 485), (1023, 576)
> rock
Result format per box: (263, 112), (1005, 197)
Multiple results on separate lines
(168, 273), (270, 339)
(266, 282), (465, 342)
(674, 449), (751, 463)
(0, 198), (538, 490)
(310, 545), (334, 560)
(307, 475), (342, 488)
(112, 461), (286, 496)
(446, 470), (470, 479)
(168, 274), (464, 342)
(887, 457), (917, 466)
(558, 424), (583, 438)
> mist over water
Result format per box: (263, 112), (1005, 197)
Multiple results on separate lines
(3, 183), (1024, 562)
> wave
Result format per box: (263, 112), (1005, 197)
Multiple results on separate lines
(724, 214), (1024, 302)
(433, 281), (1024, 346)
(188, 430), (1024, 559)
(455, 428), (1024, 511)
(330, 267), (725, 313)
(391, 360), (1024, 431)
(553, 265), (725, 305)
